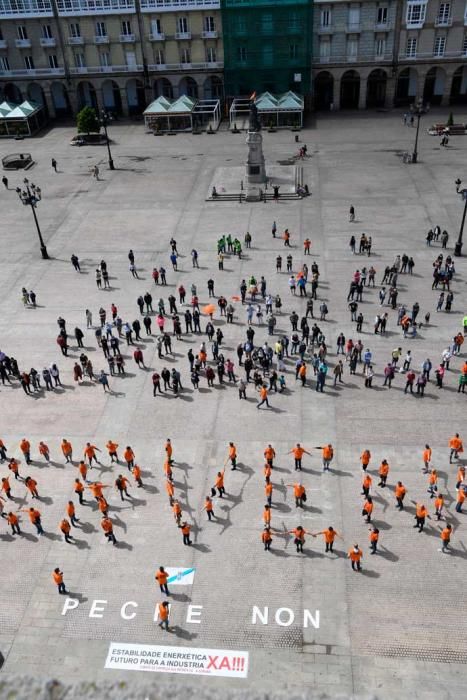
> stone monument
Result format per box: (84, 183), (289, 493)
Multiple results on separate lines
(244, 100), (267, 201)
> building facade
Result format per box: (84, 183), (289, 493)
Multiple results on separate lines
(0, 0), (224, 117)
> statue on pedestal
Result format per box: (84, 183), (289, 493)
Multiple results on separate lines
(248, 100), (261, 132)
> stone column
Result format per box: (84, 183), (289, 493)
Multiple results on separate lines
(385, 74), (397, 108)
(441, 72), (454, 106)
(119, 88), (130, 117)
(332, 76), (341, 110)
(358, 75), (367, 109)
(43, 87), (56, 119)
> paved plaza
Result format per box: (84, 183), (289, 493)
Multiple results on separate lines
(0, 109), (467, 699)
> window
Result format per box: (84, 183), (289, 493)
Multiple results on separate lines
(348, 7), (360, 25)
(320, 9), (331, 26)
(237, 45), (247, 62)
(99, 51), (110, 66)
(69, 22), (80, 37)
(262, 44), (273, 65)
(204, 16), (215, 32)
(17, 25), (28, 39)
(24, 55), (34, 69)
(437, 2), (450, 23)
(235, 15), (246, 35)
(74, 52), (85, 67)
(375, 37), (386, 55)
(48, 54), (58, 68)
(151, 19), (161, 35)
(96, 21), (106, 37)
(262, 13), (273, 33)
(406, 36), (417, 56)
(178, 17), (188, 34)
(155, 48), (164, 64)
(463, 34), (467, 56)
(42, 24), (52, 38)
(0, 56), (10, 70)
(181, 47), (190, 63)
(206, 46), (216, 62)
(406, 2), (427, 26)
(121, 20), (131, 35)
(288, 12), (300, 32)
(289, 44), (298, 59)
(347, 37), (358, 57)
(319, 39), (330, 58)
(377, 6), (388, 23)
(434, 35), (446, 55)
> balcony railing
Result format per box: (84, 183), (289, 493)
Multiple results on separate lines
(147, 60), (223, 71)
(149, 32), (165, 40)
(70, 63), (143, 74)
(318, 24), (333, 34)
(140, 0), (219, 11)
(94, 34), (109, 43)
(313, 53), (394, 64)
(68, 35), (84, 44)
(56, 0), (134, 14)
(374, 21), (391, 31)
(399, 49), (465, 59)
(346, 22), (361, 32)
(0, 66), (64, 76)
(119, 33), (135, 41)
(175, 31), (191, 39)
(434, 16), (452, 26)
(40, 36), (56, 46)
(201, 30), (217, 38)
(15, 37), (31, 47)
(0, 38), (7, 47)
(0, 0), (53, 16)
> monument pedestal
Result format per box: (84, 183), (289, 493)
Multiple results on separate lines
(245, 130), (266, 201)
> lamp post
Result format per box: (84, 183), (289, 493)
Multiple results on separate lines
(16, 178), (49, 260)
(410, 99), (429, 164)
(454, 178), (467, 257)
(100, 110), (115, 170)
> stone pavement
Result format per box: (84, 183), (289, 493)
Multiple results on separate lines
(0, 109), (467, 699)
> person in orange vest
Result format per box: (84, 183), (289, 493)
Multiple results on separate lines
(318, 444), (334, 471)
(165, 478), (175, 506)
(313, 526), (342, 553)
(361, 473), (372, 497)
(164, 459), (173, 483)
(298, 362), (307, 387)
(455, 488), (465, 513)
(362, 496), (373, 523)
(427, 469), (438, 498)
(449, 433), (463, 463)
(263, 462), (272, 480)
(288, 525), (311, 553)
(369, 527), (379, 554)
(214, 469), (225, 497)
(288, 444), (311, 471)
(395, 481), (406, 509)
(263, 504), (271, 526)
(106, 440), (119, 463)
(203, 495), (215, 520)
(115, 474), (131, 501)
(304, 238), (311, 255)
(414, 503), (430, 531)
(84, 442), (101, 467)
(8, 458), (21, 481)
(264, 444), (276, 467)
(257, 384), (270, 409)
(59, 517), (72, 543)
(7, 512), (20, 535)
(348, 545), (363, 571)
(286, 482), (306, 508)
(132, 464), (143, 487)
(422, 444), (432, 473)
(24, 476), (39, 499)
(283, 229), (291, 247)
(52, 567), (67, 594)
(262, 527), (272, 551)
(61, 439), (73, 463)
(173, 500), (182, 525)
(97, 495), (109, 517)
(157, 600), (170, 631)
(264, 478), (273, 506)
(77, 460), (89, 484)
(180, 521), (192, 545)
(101, 516), (117, 544)
(123, 446), (135, 470)
(456, 465), (465, 489)
(155, 566), (170, 596)
(440, 524), (453, 553)
(67, 500), (79, 526)
(38, 441), (50, 464)
(378, 460), (389, 488)
(86, 481), (110, 501)
(1, 476), (12, 499)
(227, 442), (237, 470)
(21, 507), (44, 535)
(434, 493), (444, 520)
(165, 439), (174, 465)
(74, 478), (85, 505)
(19, 438), (31, 465)
(360, 449), (371, 472)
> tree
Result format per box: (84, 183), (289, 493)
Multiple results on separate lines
(77, 106), (99, 135)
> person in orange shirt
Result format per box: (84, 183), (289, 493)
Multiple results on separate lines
(263, 504), (271, 526)
(86, 481), (110, 501)
(456, 466), (465, 489)
(362, 496), (373, 523)
(67, 500), (79, 526)
(106, 440), (119, 463)
(455, 488), (465, 513)
(21, 507), (44, 535)
(7, 511), (21, 535)
(361, 473), (372, 497)
(318, 444), (334, 471)
(265, 478), (273, 506)
(77, 460), (88, 483)
(165, 478), (175, 505)
(84, 442), (100, 467)
(132, 464), (143, 488)
(19, 438), (31, 465)
(165, 439), (174, 465)
(348, 545), (363, 571)
(369, 527), (379, 554)
(257, 384), (270, 409)
(203, 496), (215, 520)
(414, 503), (430, 532)
(288, 525), (311, 553)
(180, 521), (192, 545)
(172, 500), (182, 525)
(449, 433), (463, 463)
(262, 527), (272, 551)
(8, 458), (21, 481)
(123, 446), (135, 470)
(1, 476), (12, 499)
(422, 444), (432, 473)
(378, 460), (389, 488)
(227, 442), (237, 470)
(288, 444), (311, 471)
(157, 601), (170, 631)
(0, 438), (7, 463)
(440, 524), (453, 553)
(60, 518), (72, 543)
(434, 494), (444, 520)
(313, 526), (342, 553)
(395, 481), (406, 510)
(263, 463), (272, 480)
(155, 566), (170, 596)
(101, 516), (117, 544)
(52, 567), (67, 594)
(298, 363), (307, 386)
(264, 444), (276, 467)
(115, 474), (130, 501)
(360, 449), (371, 471)
(428, 469), (438, 498)
(164, 459), (173, 483)
(61, 439), (73, 463)
(24, 476), (39, 499)
(286, 482), (306, 508)
(97, 495), (109, 517)
(74, 478), (85, 505)
(38, 441), (50, 464)
(304, 238), (311, 255)
(214, 469), (225, 497)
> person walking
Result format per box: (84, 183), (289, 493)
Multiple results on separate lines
(155, 566), (170, 596)
(203, 496), (215, 520)
(180, 521), (192, 545)
(51, 158), (58, 172)
(440, 524), (453, 553)
(101, 515), (117, 544)
(369, 527), (379, 554)
(395, 481), (406, 510)
(414, 503), (430, 532)
(348, 545), (363, 571)
(157, 601), (170, 631)
(52, 568), (67, 594)
(256, 384), (270, 409)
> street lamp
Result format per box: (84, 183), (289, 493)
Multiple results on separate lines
(454, 178), (467, 257)
(16, 178), (49, 260)
(100, 110), (115, 170)
(410, 99), (429, 164)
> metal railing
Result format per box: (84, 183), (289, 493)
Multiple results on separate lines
(69, 63), (143, 73)
(0, 66), (65, 76)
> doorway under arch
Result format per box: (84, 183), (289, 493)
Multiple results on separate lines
(314, 72), (334, 110)
(366, 69), (387, 108)
(340, 70), (360, 109)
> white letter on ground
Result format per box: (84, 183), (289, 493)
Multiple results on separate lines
(61, 598), (79, 616)
(303, 609), (320, 629)
(89, 600), (108, 618)
(186, 605), (203, 624)
(121, 601), (138, 620)
(275, 608), (294, 627)
(251, 606), (269, 625)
